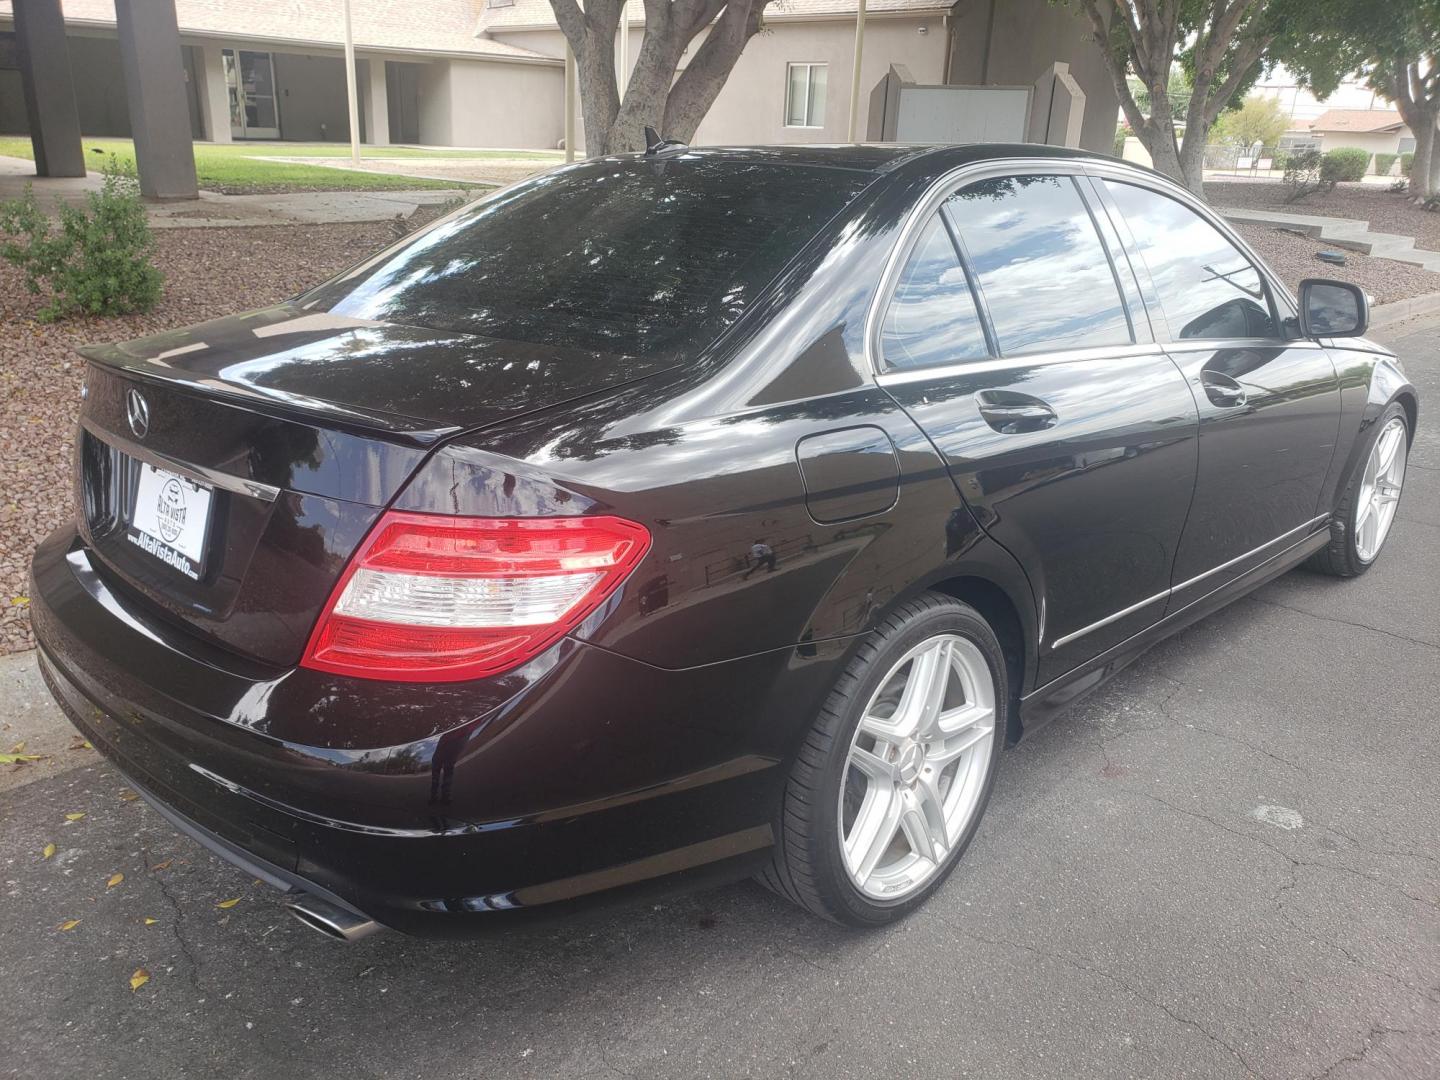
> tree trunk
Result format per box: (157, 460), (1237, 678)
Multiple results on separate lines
(1390, 60), (1438, 199)
(1136, 123), (1184, 183)
(1429, 126), (1440, 197)
(663, 1), (765, 140)
(1418, 122), (1438, 199)
(550, 0), (766, 157)
(1176, 124), (1209, 197)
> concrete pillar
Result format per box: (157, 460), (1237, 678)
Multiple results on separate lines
(364, 59), (390, 146)
(12, 0), (86, 177)
(114, 0), (198, 199)
(194, 45), (232, 144)
(1028, 61), (1085, 148)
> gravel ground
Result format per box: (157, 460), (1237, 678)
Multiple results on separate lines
(1208, 178), (1440, 251)
(1232, 221), (1440, 303)
(0, 217), (427, 655)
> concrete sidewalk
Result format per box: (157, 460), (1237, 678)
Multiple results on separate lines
(0, 155), (467, 228)
(1218, 202), (1440, 275)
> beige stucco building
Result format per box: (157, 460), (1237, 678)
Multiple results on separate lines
(1, 0), (1117, 176)
(1308, 109), (1413, 162)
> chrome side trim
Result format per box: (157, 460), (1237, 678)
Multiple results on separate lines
(1048, 513), (1330, 650)
(874, 342), (1163, 386)
(80, 418), (281, 503)
(1169, 513), (1330, 596)
(1050, 589), (1168, 650)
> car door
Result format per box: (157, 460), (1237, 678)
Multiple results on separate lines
(1093, 177), (1342, 611)
(875, 168), (1198, 685)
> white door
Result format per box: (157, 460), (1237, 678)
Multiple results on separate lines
(224, 49), (281, 140)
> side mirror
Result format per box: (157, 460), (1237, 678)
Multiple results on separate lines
(1298, 278), (1369, 338)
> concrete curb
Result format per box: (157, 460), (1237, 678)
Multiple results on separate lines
(1370, 291), (1440, 332)
(1218, 206), (1440, 274)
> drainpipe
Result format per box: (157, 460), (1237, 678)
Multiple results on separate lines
(617, 0), (630, 98)
(847, 0), (867, 142)
(565, 43), (577, 162)
(343, 0), (360, 165)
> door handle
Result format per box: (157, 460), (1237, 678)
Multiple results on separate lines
(1201, 371), (1247, 408)
(976, 392), (1058, 434)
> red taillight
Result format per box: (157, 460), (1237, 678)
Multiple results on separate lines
(300, 512), (651, 682)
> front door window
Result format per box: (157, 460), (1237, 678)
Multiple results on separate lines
(224, 50), (280, 140)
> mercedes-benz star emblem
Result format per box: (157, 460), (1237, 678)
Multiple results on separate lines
(125, 388), (150, 439)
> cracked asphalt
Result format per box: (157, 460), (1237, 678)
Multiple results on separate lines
(2, 318), (1438, 1080)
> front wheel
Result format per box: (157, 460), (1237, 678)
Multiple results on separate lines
(759, 593), (1006, 926)
(1308, 404), (1409, 578)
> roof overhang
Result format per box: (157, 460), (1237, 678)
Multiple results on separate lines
(487, 7), (950, 31)
(0, 14), (564, 66)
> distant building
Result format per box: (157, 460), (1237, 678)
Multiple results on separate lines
(1, 0), (1117, 154)
(1307, 108), (1413, 163)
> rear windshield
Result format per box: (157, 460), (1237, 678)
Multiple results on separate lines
(303, 157), (869, 358)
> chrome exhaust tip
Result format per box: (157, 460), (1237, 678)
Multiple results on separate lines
(285, 894), (383, 942)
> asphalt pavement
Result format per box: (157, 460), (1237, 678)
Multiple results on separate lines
(1, 319), (1437, 1080)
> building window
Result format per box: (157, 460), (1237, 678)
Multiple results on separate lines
(785, 63), (827, 128)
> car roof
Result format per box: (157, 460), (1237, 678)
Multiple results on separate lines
(658, 142), (1113, 176)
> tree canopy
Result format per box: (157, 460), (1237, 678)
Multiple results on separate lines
(1277, 0), (1440, 197)
(1065, 0), (1314, 193)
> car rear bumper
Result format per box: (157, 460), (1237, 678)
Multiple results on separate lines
(31, 527), (841, 936)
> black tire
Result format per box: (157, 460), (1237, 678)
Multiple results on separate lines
(758, 591), (1007, 926)
(1307, 402), (1409, 578)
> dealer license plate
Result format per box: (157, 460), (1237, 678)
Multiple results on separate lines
(126, 462), (213, 580)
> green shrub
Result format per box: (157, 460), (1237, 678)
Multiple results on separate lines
(1113, 125), (1127, 157)
(0, 156), (162, 322)
(1373, 152), (1399, 176)
(1282, 149), (1333, 203)
(1400, 151), (1414, 177)
(1320, 147), (1371, 183)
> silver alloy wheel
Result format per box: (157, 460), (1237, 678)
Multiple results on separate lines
(838, 633), (996, 901)
(1356, 417), (1407, 563)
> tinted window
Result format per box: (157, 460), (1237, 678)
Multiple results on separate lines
(948, 175), (1132, 355)
(1104, 180), (1278, 340)
(304, 158), (868, 358)
(880, 214), (988, 371)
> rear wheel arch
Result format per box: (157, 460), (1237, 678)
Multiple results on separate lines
(925, 576), (1028, 745)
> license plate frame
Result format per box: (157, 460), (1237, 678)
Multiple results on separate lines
(125, 461), (214, 581)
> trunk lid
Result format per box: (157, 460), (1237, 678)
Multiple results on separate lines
(75, 304), (673, 668)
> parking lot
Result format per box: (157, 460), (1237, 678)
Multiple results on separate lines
(1, 316), (1436, 1080)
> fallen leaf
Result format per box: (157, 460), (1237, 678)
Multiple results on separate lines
(0, 753), (41, 765)
(217, 897), (241, 909)
(106, 872), (124, 888)
(150, 859), (172, 871)
(143, 917), (158, 926)
(8, 741), (24, 753)
(57, 919), (81, 932)
(129, 968), (149, 991)
(42, 843), (56, 860)
(118, 789), (139, 802)
(11, 596), (28, 606)
(64, 812), (85, 821)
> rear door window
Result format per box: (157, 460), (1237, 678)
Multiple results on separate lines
(1103, 180), (1279, 340)
(946, 175), (1133, 356)
(879, 214), (989, 371)
(305, 158), (869, 359)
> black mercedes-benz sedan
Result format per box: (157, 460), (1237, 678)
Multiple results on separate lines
(31, 144), (1417, 939)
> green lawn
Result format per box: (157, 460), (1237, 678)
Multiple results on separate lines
(0, 137), (554, 194)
